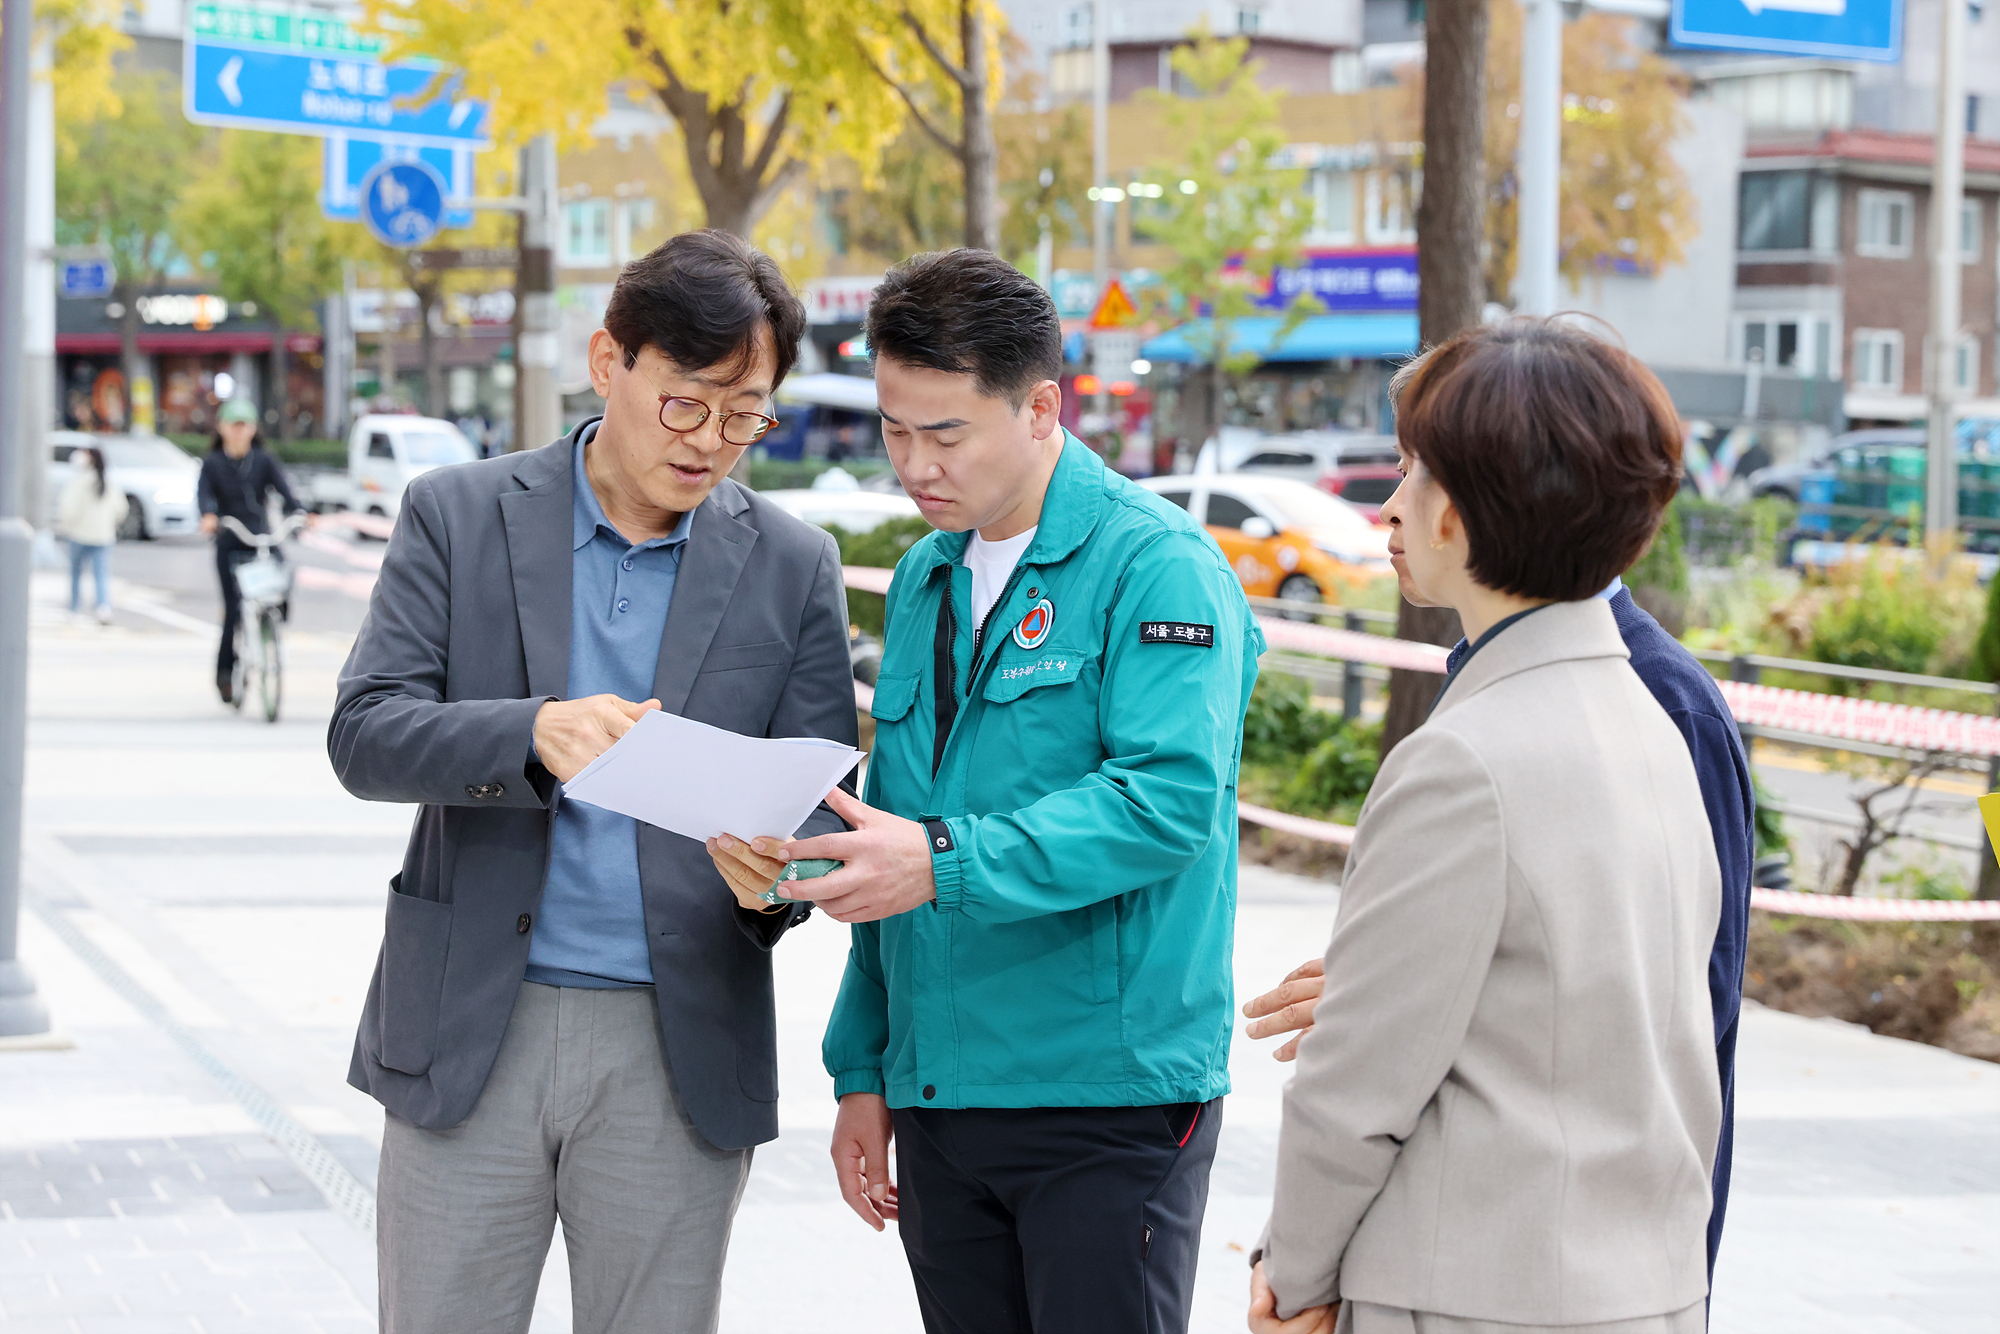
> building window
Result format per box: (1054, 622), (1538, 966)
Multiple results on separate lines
(1331, 50), (1364, 95)
(1851, 329), (1903, 390)
(613, 198), (655, 266)
(1734, 315), (1836, 375)
(1237, 6), (1262, 33)
(1309, 169), (1357, 244)
(1739, 171), (1812, 250)
(1856, 189), (1914, 258)
(1364, 169), (1418, 244)
(561, 199), (612, 266)
(1962, 199), (1983, 263)
(1957, 335), (1980, 393)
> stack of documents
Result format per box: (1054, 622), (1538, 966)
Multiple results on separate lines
(563, 710), (862, 842)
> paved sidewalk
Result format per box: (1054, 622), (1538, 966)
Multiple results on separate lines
(6, 566), (1998, 1332)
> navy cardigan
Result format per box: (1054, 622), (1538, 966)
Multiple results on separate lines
(1445, 588), (1754, 1280)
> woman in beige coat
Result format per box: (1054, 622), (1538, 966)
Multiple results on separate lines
(1250, 319), (1722, 1334)
(57, 444), (128, 625)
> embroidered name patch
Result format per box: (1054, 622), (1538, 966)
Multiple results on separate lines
(1140, 622), (1214, 647)
(997, 657), (1070, 682)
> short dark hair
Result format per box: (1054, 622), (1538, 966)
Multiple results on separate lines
(601, 229), (806, 391)
(1390, 317), (1684, 601)
(864, 249), (1063, 408)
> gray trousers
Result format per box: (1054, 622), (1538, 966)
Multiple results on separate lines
(377, 982), (752, 1334)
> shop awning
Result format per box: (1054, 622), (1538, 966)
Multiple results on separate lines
(1141, 314), (1419, 365)
(55, 331), (321, 355)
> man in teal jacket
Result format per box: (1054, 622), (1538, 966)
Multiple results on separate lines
(710, 250), (1261, 1333)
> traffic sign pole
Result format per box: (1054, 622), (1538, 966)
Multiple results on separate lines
(1515, 0), (1562, 316)
(0, 0), (49, 1041)
(515, 135), (561, 453)
(1925, 0), (1968, 551)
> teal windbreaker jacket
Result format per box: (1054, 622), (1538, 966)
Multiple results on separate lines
(822, 435), (1264, 1109)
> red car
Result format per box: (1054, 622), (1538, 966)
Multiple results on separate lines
(1317, 464), (1403, 522)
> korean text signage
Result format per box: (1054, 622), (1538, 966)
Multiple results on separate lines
(184, 2), (493, 147)
(1671, 0), (1901, 62)
(1249, 249), (1419, 314)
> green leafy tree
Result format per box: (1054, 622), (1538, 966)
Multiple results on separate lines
(853, 0), (1005, 250)
(55, 71), (205, 426)
(1971, 565), (2000, 683)
(179, 132), (350, 440)
(1139, 30), (1319, 442)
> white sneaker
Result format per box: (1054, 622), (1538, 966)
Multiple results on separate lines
(95, 606), (113, 625)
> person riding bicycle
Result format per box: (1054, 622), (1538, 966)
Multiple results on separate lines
(198, 397), (308, 703)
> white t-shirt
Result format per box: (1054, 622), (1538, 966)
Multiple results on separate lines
(965, 526), (1038, 631)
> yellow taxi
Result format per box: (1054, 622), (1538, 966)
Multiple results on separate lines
(1140, 473), (1392, 610)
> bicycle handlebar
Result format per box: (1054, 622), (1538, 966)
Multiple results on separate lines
(218, 513), (307, 549)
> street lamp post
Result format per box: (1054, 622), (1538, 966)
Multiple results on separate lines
(1515, 0), (1563, 316)
(0, 0), (52, 1039)
(1924, 0), (1968, 547)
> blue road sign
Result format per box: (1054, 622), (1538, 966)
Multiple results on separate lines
(322, 136), (473, 230)
(360, 159), (449, 249)
(1672, 0), (1902, 61)
(58, 258), (115, 299)
(184, 2), (491, 147)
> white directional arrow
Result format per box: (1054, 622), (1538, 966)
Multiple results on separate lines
(217, 55), (243, 107)
(447, 100), (473, 130)
(1740, 0), (1846, 15)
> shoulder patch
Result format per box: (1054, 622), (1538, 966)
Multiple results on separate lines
(1140, 621), (1214, 647)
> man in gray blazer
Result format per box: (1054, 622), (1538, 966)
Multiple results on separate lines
(328, 231), (858, 1334)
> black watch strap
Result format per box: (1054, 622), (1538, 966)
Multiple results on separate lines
(922, 819), (954, 854)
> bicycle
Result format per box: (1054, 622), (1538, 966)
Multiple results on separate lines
(219, 514), (305, 723)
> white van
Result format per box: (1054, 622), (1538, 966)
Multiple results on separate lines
(344, 414), (479, 520)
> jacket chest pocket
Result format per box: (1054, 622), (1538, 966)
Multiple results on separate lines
(980, 647), (1088, 703)
(869, 671), (919, 722)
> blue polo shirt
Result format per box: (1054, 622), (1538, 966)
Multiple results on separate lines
(524, 424), (693, 989)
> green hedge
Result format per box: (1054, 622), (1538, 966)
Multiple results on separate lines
(164, 433), (346, 467)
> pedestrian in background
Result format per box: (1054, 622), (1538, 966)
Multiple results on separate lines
(198, 397), (308, 703)
(711, 250), (1262, 1334)
(57, 444), (126, 625)
(1248, 319), (1720, 1334)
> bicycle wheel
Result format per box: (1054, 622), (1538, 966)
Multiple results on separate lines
(230, 618), (249, 711)
(258, 610), (282, 723)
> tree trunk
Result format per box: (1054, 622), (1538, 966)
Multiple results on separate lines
(272, 332), (293, 442)
(117, 285), (144, 432)
(647, 59), (800, 239)
(418, 284), (444, 418)
(1378, 0), (1488, 760)
(958, 1), (998, 251)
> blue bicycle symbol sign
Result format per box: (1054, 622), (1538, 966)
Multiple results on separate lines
(359, 158), (449, 248)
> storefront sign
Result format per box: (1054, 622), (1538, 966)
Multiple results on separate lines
(136, 293), (231, 328)
(804, 276), (881, 325)
(1255, 249), (1419, 314)
(60, 258), (115, 299)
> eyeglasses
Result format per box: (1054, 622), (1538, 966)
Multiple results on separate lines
(654, 393), (779, 447)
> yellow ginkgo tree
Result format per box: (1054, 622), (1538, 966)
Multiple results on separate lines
(371, 0), (916, 240)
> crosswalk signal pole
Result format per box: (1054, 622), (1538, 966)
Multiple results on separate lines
(0, 0), (52, 1039)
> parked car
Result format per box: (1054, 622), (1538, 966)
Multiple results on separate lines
(760, 467), (921, 534)
(1140, 473), (1390, 609)
(308, 414), (478, 520)
(1223, 429), (1400, 482)
(1317, 463), (1403, 522)
(46, 431), (201, 540)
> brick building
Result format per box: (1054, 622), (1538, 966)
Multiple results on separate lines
(1733, 131), (2000, 424)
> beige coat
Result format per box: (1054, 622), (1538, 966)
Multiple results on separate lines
(1262, 598), (1722, 1328)
(57, 467), (128, 547)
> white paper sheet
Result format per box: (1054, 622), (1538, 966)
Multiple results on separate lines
(561, 710), (862, 843)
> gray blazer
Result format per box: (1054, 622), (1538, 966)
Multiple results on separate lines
(1262, 599), (1722, 1325)
(328, 422), (858, 1151)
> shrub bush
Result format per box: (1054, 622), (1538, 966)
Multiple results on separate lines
(828, 516), (933, 637)
(1277, 722), (1382, 817)
(1805, 551), (1959, 678)
(1242, 672), (1345, 765)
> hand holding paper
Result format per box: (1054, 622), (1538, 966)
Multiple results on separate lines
(561, 709), (862, 844)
